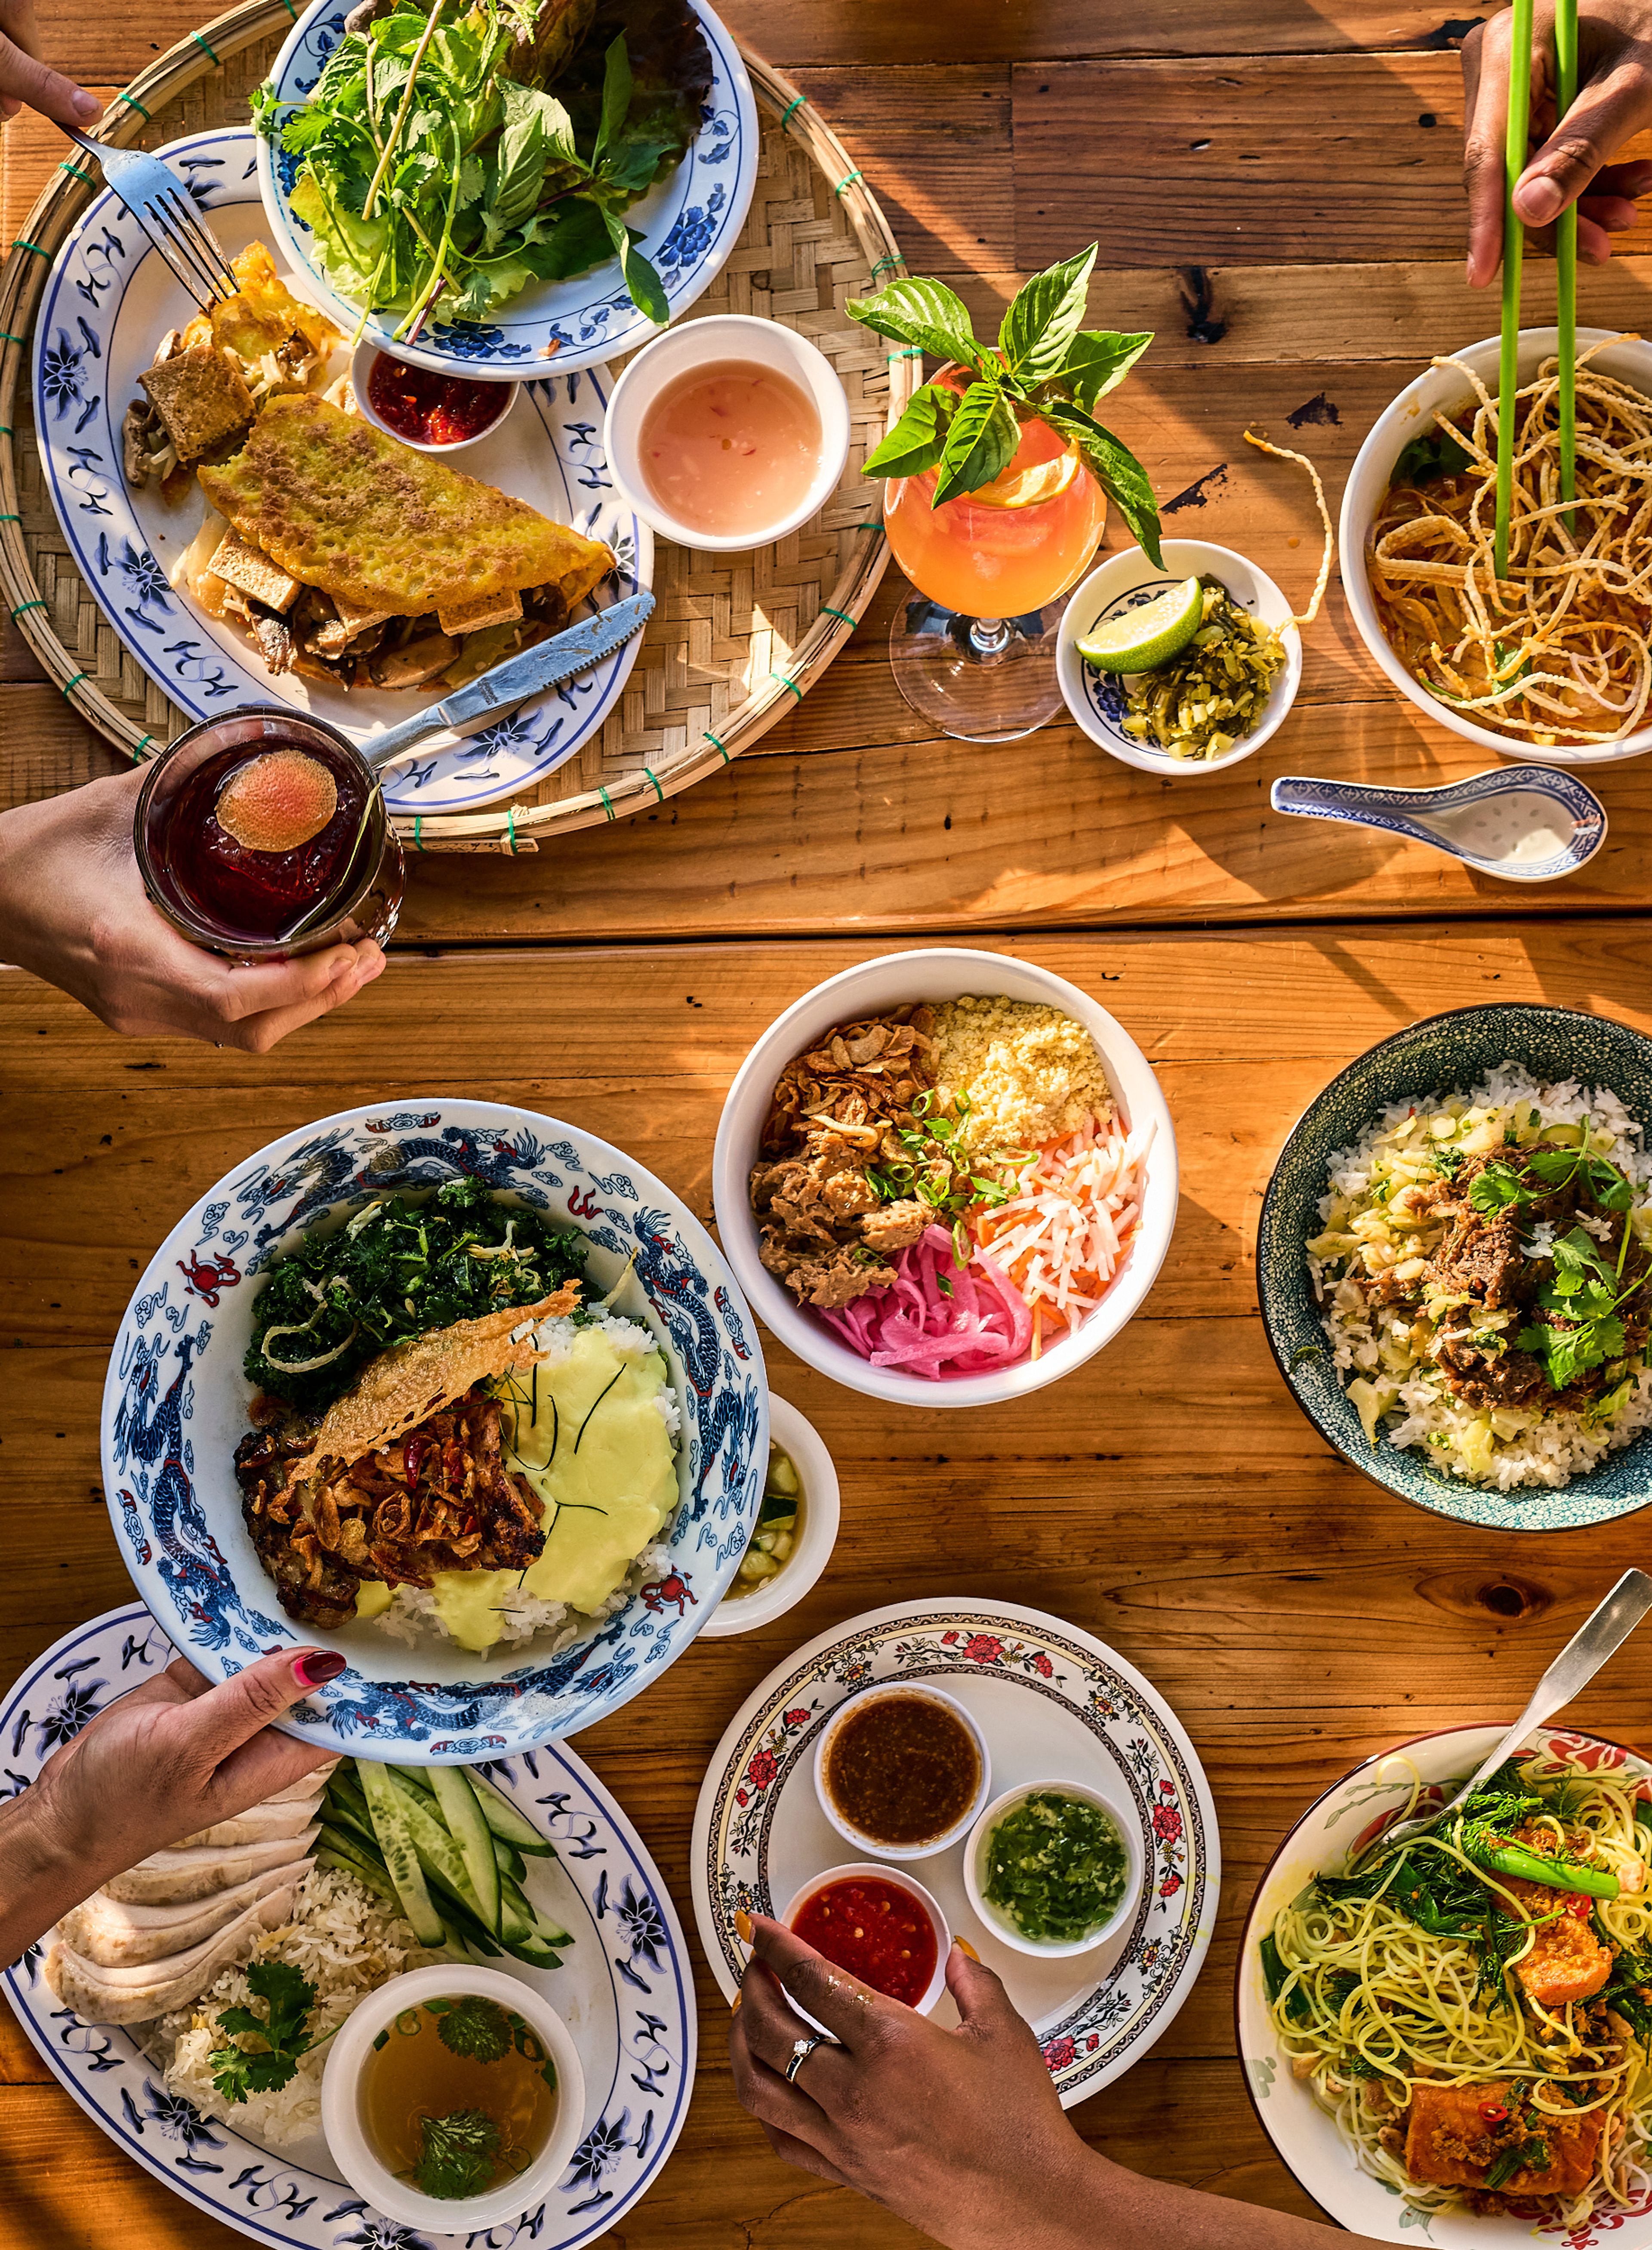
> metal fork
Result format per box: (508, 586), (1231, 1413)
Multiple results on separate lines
(1347, 1566), (1652, 1872)
(63, 127), (239, 313)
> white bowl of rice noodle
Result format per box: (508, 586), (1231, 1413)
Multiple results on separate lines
(710, 948), (1179, 1409)
(1342, 326), (1652, 765)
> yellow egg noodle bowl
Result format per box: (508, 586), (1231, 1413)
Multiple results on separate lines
(1310, 1064), (1652, 1490)
(1370, 341), (1652, 747)
(1265, 1758), (1652, 2228)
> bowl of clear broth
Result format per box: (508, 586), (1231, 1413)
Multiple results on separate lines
(963, 1778), (1142, 1959)
(700, 1394), (840, 1637)
(602, 312), (850, 552)
(814, 1681), (990, 1861)
(777, 1862), (951, 2014)
(322, 1964), (586, 2230)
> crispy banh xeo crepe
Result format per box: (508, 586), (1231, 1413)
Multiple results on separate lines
(198, 394), (611, 616)
(235, 1282), (583, 1630)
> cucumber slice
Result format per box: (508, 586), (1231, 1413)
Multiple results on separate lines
(466, 1771), (554, 1856)
(385, 1769), (487, 1920)
(499, 1870), (573, 1951)
(492, 1834), (528, 1886)
(360, 1762), (444, 1946)
(315, 1840), (399, 1904)
(430, 1766), (502, 1937)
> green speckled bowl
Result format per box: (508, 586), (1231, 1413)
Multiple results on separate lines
(1257, 1003), (1652, 1533)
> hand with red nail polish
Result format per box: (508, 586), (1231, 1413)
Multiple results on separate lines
(1461, 4), (1652, 288)
(0, 1645), (338, 1967)
(0, 0), (101, 124)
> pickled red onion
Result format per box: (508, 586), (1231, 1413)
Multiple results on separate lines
(819, 1225), (1032, 1379)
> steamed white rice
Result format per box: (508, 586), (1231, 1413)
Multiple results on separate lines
(149, 1863), (444, 2148)
(1311, 1063), (1652, 1490)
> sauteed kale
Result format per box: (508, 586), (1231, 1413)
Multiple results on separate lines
(244, 1175), (586, 1414)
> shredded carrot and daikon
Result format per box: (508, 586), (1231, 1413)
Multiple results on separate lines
(972, 1113), (1155, 1355)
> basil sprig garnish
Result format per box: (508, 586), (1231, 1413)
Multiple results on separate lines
(847, 244), (1163, 565)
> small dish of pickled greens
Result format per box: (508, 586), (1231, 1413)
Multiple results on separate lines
(971, 1786), (1135, 1955)
(1118, 577), (1285, 762)
(727, 1443), (803, 1596)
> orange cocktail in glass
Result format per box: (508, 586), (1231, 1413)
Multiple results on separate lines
(883, 367), (1107, 742)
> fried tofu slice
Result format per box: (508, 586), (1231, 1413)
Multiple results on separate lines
(207, 533), (302, 613)
(138, 344), (255, 464)
(437, 586), (524, 636)
(1404, 2080), (1602, 2196)
(309, 592), (395, 656)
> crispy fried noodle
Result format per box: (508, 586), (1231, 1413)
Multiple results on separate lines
(1370, 341), (1652, 746)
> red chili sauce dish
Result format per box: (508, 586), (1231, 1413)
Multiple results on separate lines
(366, 352), (507, 447)
(789, 1875), (938, 2008)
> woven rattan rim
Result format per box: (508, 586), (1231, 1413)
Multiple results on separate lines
(0, 3), (912, 849)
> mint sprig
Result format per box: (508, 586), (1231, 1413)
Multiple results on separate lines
(849, 243), (1162, 564)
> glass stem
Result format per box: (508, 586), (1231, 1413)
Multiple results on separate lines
(968, 615), (1011, 660)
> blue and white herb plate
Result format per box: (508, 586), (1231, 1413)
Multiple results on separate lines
(1237, 1722), (1652, 2246)
(690, 1596), (1219, 2108)
(1056, 538), (1302, 775)
(256, 0), (759, 382)
(32, 125), (650, 815)
(1258, 1001), (1652, 1532)
(99, 1098), (767, 1759)
(2, 1603), (696, 2250)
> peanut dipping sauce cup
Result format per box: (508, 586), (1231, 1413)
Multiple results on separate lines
(134, 709), (404, 964)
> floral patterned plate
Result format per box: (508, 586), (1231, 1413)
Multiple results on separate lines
(690, 1597), (1219, 2106)
(2, 1604), (696, 2250)
(256, 0), (757, 383)
(1237, 1722), (1652, 2246)
(32, 125), (650, 815)
(99, 1099), (767, 1761)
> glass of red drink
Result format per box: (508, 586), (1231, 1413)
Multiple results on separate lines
(134, 710), (404, 963)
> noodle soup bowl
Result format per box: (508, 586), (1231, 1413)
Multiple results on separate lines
(1343, 324), (1652, 766)
(1237, 1721), (1652, 2244)
(711, 947), (1179, 1409)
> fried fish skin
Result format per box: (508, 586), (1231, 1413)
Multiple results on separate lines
(197, 394), (613, 615)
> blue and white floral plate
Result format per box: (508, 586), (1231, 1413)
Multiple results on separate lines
(1237, 1721), (1652, 2246)
(690, 1596), (1219, 2107)
(256, 0), (758, 381)
(32, 126), (650, 815)
(99, 1099), (767, 1760)
(2, 1603), (696, 2250)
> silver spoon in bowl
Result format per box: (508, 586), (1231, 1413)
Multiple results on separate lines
(1271, 765), (1607, 883)
(1347, 1567), (1652, 1873)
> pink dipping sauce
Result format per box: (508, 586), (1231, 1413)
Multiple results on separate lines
(638, 359), (822, 537)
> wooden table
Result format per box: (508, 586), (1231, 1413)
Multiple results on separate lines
(7, 3), (1652, 2244)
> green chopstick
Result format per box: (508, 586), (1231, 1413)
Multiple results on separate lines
(1556, 0), (1579, 534)
(1496, 0), (1535, 581)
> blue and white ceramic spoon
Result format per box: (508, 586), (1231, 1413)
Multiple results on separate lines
(1269, 765), (1607, 883)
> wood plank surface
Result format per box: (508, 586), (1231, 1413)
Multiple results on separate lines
(9, 2), (1652, 2247)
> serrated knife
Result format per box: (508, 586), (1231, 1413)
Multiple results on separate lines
(363, 590), (655, 773)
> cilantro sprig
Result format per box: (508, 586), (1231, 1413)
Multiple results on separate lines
(209, 1961), (324, 2105)
(1516, 1226), (1640, 1390)
(847, 245), (1164, 564)
(415, 2106), (503, 2199)
(865, 1091), (1035, 1265)
(1467, 1120), (1637, 1219)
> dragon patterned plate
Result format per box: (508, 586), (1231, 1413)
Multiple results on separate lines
(1, 1604), (696, 2250)
(690, 1596), (1219, 2107)
(33, 126), (650, 815)
(98, 1099), (767, 1761)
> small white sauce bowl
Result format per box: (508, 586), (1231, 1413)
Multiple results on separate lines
(602, 312), (850, 552)
(1056, 539), (1302, 775)
(963, 1777), (1143, 1961)
(774, 1861), (951, 2016)
(321, 1963), (586, 2231)
(813, 1681), (991, 1861)
(699, 1393), (840, 1637)
(1341, 325), (1652, 766)
(349, 336), (520, 456)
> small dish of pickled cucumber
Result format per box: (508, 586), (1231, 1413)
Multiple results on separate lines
(1057, 537), (1302, 777)
(700, 1395), (840, 1637)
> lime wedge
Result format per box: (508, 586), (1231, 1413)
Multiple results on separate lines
(1076, 576), (1204, 674)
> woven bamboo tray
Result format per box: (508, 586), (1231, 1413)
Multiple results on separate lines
(0, 3), (913, 850)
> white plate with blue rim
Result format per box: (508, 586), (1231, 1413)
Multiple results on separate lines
(98, 1097), (767, 1761)
(1056, 538), (1302, 775)
(256, 0), (759, 382)
(32, 124), (650, 815)
(1, 1602), (697, 2250)
(690, 1595), (1220, 2108)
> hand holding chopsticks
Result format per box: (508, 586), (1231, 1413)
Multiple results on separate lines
(1461, 3), (1652, 290)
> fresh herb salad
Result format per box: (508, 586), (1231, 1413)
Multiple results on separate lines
(254, 0), (711, 339)
(244, 1175), (586, 1414)
(981, 1790), (1129, 1944)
